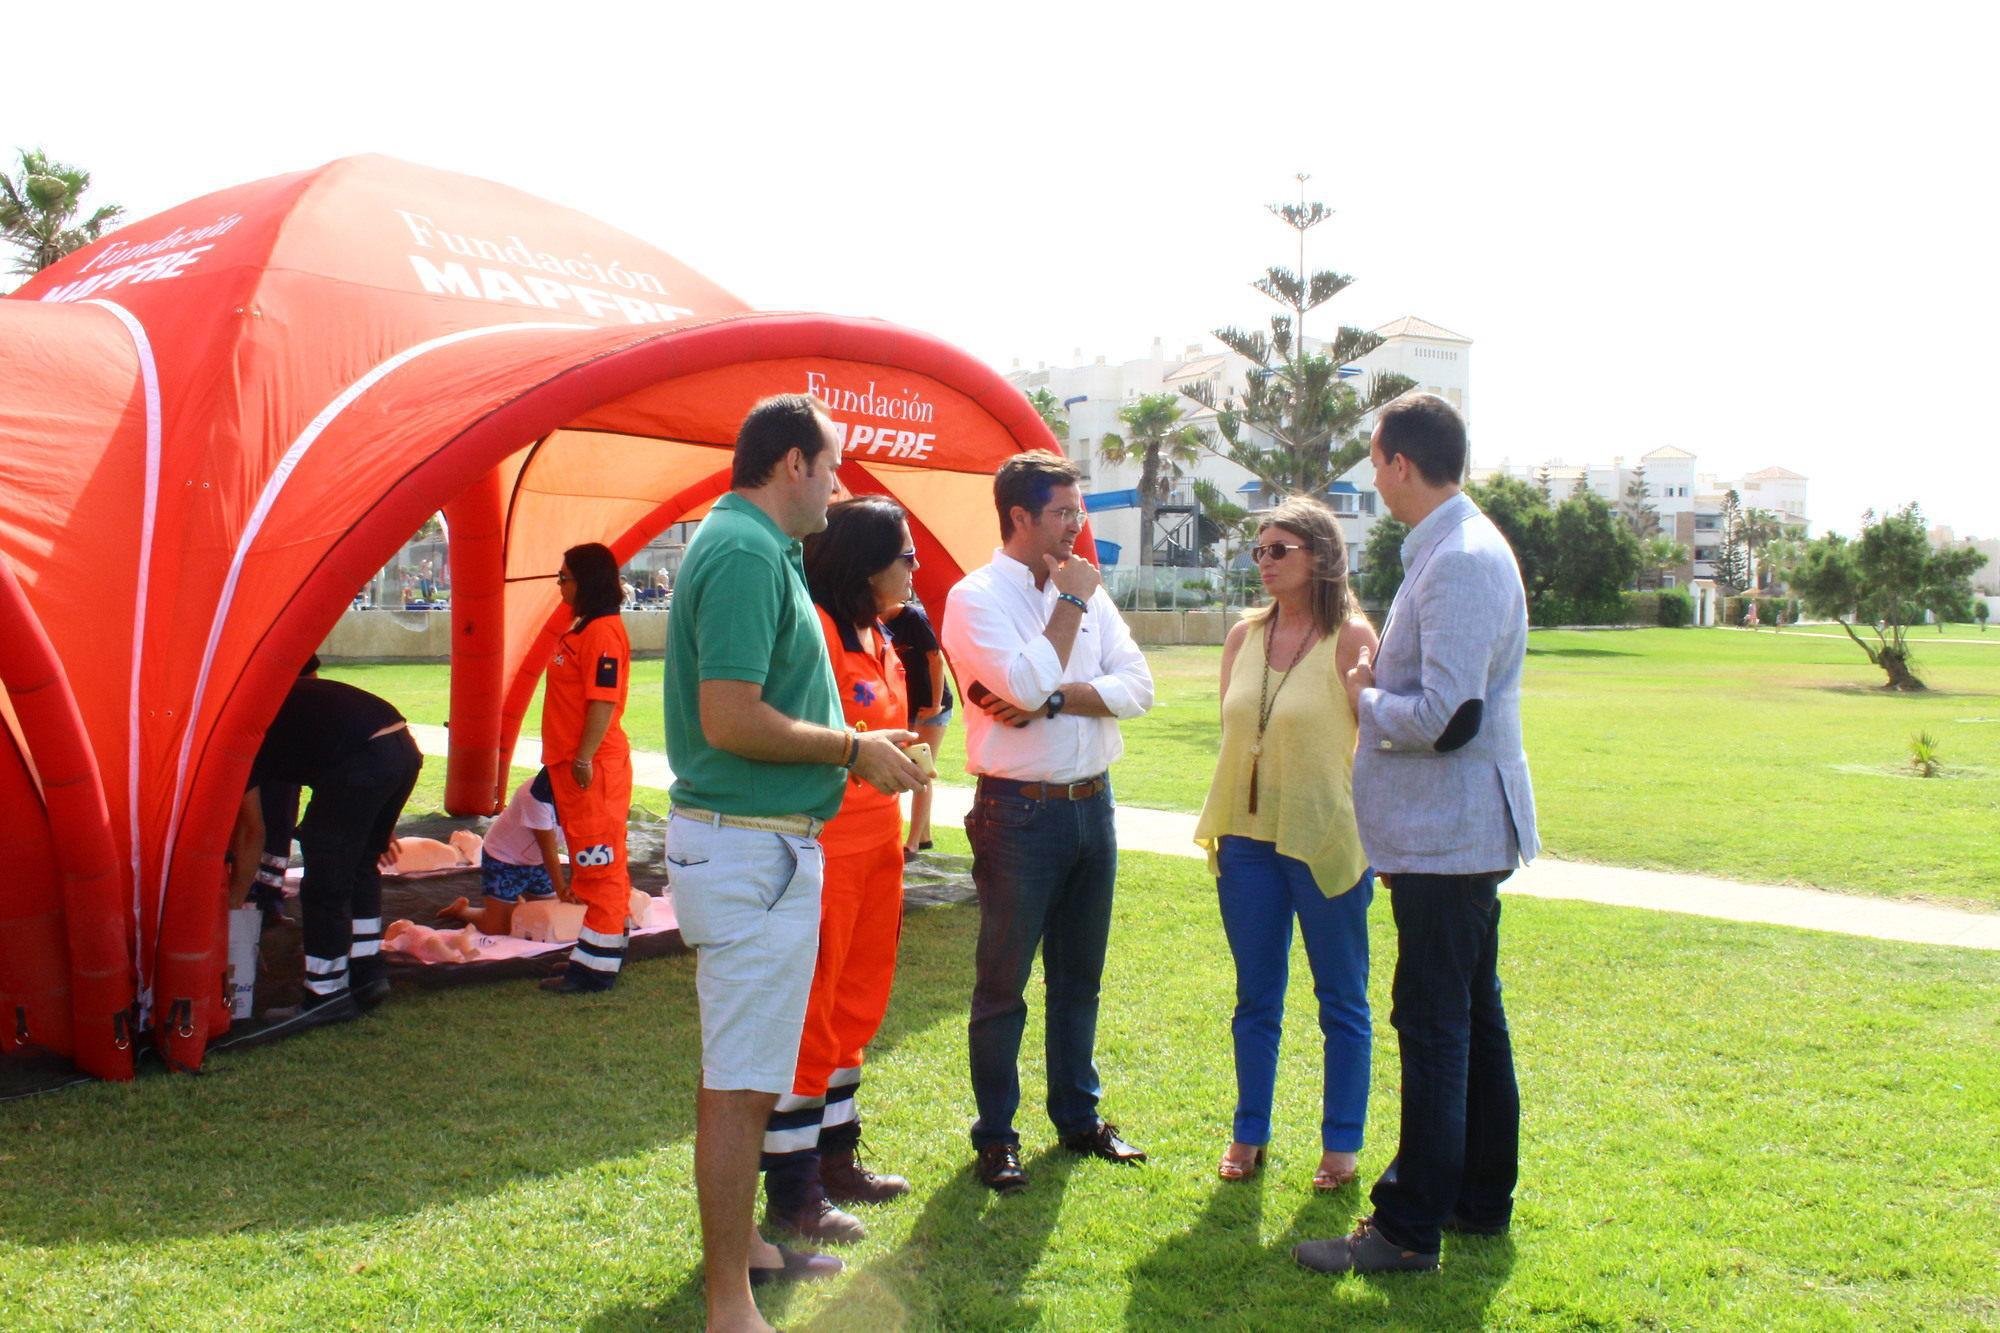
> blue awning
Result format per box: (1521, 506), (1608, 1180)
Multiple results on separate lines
(1327, 481), (1360, 494)
(1236, 480), (1263, 494)
(1084, 487), (1138, 511)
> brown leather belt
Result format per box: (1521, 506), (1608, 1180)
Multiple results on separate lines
(982, 775), (1107, 802)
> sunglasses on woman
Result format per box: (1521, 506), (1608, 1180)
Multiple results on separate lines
(1249, 541), (1308, 563)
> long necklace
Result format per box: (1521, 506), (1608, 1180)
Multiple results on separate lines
(1249, 609), (1318, 814)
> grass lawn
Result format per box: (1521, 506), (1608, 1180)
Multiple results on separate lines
(334, 624), (2000, 909)
(3, 844), (1995, 1328)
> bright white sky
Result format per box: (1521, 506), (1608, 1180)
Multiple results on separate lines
(5, 1), (1995, 536)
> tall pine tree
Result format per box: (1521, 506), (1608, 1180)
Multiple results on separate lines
(1179, 180), (1414, 497)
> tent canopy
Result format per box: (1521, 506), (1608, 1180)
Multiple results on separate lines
(0, 156), (1068, 1077)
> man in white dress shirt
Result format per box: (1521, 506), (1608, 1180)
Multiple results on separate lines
(941, 452), (1156, 1194)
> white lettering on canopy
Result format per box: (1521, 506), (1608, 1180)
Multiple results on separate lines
(39, 246), (216, 303)
(409, 255), (693, 326)
(806, 369), (939, 461)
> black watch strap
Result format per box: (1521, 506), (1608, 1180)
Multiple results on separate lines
(1045, 690), (1066, 719)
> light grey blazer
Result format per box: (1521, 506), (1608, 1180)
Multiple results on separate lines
(1353, 493), (1540, 875)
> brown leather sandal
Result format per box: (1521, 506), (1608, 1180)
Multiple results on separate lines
(1218, 1144), (1266, 1181)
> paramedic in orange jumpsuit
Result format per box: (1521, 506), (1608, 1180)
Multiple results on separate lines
(540, 542), (636, 994)
(762, 497), (918, 1243)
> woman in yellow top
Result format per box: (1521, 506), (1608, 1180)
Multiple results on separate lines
(1193, 496), (1380, 1189)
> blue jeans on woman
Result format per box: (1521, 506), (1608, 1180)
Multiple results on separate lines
(1215, 836), (1372, 1152)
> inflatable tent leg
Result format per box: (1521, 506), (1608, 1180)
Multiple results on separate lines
(0, 561), (135, 1080)
(444, 469), (506, 815)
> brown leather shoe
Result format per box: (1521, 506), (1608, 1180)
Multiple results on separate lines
(1293, 1217), (1439, 1275)
(821, 1148), (909, 1204)
(767, 1193), (868, 1244)
(1060, 1121), (1147, 1164)
(975, 1142), (1028, 1194)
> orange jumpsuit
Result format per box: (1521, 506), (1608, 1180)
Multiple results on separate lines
(796, 608), (908, 1099)
(542, 612), (634, 979)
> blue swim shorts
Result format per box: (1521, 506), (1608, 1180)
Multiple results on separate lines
(480, 854), (557, 904)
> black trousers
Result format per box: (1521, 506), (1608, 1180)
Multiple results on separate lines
(296, 730), (422, 999)
(1368, 870), (1520, 1253)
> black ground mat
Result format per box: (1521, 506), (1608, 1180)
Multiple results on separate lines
(3, 811), (975, 1092)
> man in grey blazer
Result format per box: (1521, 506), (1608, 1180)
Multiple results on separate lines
(1296, 392), (1539, 1276)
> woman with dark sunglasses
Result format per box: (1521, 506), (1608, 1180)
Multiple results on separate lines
(757, 496), (923, 1244)
(539, 542), (636, 993)
(1193, 496), (1380, 1190)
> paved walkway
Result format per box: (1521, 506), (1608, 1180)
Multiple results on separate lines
(409, 726), (2000, 953)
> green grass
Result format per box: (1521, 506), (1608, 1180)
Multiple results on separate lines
(3, 845), (1995, 1328)
(329, 627), (2000, 909)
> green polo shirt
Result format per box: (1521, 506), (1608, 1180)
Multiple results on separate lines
(665, 491), (845, 820)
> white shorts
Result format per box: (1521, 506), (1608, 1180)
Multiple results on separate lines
(666, 813), (824, 1093)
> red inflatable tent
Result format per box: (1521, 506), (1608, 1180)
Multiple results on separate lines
(0, 155), (1068, 1078)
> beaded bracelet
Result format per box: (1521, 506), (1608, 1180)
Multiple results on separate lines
(1057, 591), (1089, 613)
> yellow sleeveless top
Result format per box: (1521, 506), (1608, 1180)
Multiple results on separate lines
(1193, 616), (1370, 897)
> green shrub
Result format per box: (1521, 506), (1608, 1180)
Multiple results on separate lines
(1656, 588), (1694, 627)
(1533, 593), (1625, 627)
(1910, 731), (1943, 778)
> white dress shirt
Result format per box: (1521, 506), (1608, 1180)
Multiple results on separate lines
(942, 549), (1155, 782)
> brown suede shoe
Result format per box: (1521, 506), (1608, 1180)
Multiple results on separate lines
(1293, 1218), (1439, 1275)
(767, 1193), (868, 1244)
(975, 1142), (1028, 1194)
(821, 1149), (909, 1204)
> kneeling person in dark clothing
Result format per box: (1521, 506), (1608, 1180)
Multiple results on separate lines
(230, 677), (425, 1019)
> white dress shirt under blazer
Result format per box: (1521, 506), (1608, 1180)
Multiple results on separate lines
(942, 550), (1155, 782)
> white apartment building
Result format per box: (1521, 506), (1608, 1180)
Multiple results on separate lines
(1472, 445), (1809, 592)
(1006, 316), (1472, 578)
(1932, 527), (2000, 597)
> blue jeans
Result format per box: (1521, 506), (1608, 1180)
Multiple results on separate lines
(1369, 872), (1520, 1254)
(1215, 837), (1373, 1152)
(965, 777), (1117, 1147)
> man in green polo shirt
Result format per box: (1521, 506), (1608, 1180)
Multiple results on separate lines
(665, 392), (924, 1332)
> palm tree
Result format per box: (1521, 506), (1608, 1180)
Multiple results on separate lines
(1190, 477), (1257, 598)
(1740, 508), (1785, 589)
(1100, 393), (1206, 605)
(0, 149), (124, 277)
(1640, 534), (1691, 589)
(1024, 386), (1070, 447)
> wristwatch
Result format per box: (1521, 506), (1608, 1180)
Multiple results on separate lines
(1045, 690), (1067, 719)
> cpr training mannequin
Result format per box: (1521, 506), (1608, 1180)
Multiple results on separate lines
(510, 889), (654, 942)
(383, 828), (484, 874)
(382, 919), (483, 963)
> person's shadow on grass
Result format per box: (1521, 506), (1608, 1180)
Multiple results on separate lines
(802, 1145), (1080, 1331)
(1126, 1174), (1515, 1328)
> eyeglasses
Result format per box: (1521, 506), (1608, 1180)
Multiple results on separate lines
(1249, 542), (1308, 563)
(555, 569), (574, 583)
(1041, 506), (1086, 524)
(897, 549), (920, 567)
